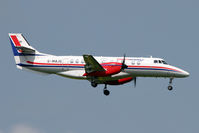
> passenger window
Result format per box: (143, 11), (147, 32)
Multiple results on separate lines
(81, 60), (85, 64)
(70, 59), (74, 63)
(75, 59), (79, 64)
(154, 60), (158, 63)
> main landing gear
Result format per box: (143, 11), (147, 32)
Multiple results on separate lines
(91, 81), (98, 88)
(91, 81), (110, 96)
(168, 78), (173, 91)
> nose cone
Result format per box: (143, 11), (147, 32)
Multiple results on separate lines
(182, 70), (190, 77)
(170, 66), (190, 78)
(176, 68), (190, 78)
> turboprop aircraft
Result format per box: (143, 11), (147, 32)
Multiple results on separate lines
(9, 33), (189, 96)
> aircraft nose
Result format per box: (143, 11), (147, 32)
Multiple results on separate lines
(173, 66), (190, 78)
(182, 70), (190, 77)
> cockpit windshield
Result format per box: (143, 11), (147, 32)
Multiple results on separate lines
(154, 60), (167, 64)
(162, 60), (167, 64)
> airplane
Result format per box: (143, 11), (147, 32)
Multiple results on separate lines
(8, 33), (189, 96)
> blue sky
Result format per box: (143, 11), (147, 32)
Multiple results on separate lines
(0, 0), (198, 133)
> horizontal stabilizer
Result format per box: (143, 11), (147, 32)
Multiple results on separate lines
(16, 46), (35, 54)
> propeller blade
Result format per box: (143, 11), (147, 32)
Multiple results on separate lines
(121, 54), (128, 70)
(122, 54), (126, 64)
(134, 77), (137, 87)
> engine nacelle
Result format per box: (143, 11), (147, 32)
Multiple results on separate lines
(105, 77), (133, 85)
(83, 62), (123, 77)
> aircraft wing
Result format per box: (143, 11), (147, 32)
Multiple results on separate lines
(83, 54), (105, 73)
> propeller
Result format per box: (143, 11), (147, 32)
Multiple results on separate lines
(121, 54), (128, 70)
(134, 77), (137, 87)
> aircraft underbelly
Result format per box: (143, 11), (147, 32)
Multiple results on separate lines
(56, 70), (86, 80)
(26, 66), (63, 73)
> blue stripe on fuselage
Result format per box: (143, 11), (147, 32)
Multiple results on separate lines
(18, 63), (84, 68)
(127, 67), (176, 72)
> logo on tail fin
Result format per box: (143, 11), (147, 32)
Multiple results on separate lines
(10, 35), (23, 54)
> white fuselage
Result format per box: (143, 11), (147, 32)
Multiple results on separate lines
(17, 55), (189, 83)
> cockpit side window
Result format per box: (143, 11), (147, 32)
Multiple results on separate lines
(159, 60), (162, 63)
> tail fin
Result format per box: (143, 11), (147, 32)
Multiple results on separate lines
(9, 33), (38, 56)
(8, 33), (42, 69)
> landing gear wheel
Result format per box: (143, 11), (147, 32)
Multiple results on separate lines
(103, 89), (110, 96)
(168, 85), (173, 91)
(91, 82), (97, 88)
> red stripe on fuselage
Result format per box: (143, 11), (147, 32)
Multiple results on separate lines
(128, 65), (181, 73)
(26, 61), (84, 66)
(26, 61), (181, 73)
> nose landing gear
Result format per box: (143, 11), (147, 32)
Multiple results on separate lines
(168, 85), (173, 91)
(103, 84), (110, 96)
(168, 78), (173, 91)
